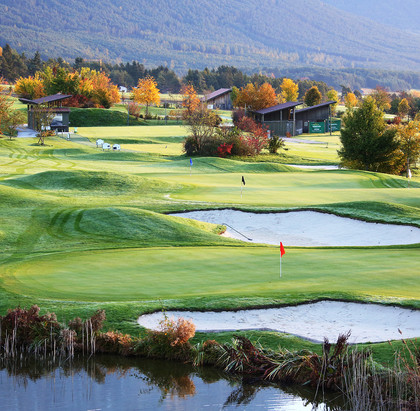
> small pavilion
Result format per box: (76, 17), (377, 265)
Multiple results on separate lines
(19, 93), (72, 132)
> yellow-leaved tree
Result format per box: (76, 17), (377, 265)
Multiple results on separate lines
(326, 89), (339, 116)
(14, 74), (45, 100)
(344, 92), (358, 111)
(132, 76), (160, 117)
(280, 78), (298, 102)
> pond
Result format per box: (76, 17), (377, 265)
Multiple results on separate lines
(0, 355), (345, 410)
(170, 210), (420, 246)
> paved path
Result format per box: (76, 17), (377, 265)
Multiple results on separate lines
(17, 127), (37, 138)
(286, 137), (325, 144)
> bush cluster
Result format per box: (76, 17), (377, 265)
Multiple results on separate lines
(183, 108), (272, 157)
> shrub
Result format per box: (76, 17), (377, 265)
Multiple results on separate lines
(0, 305), (61, 349)
(232, 108), (246, 126)
(96, 331), (133, 355)
(158, 316), (196, 346)
(245, 124), (268, 155)
(138, 316), (196, 361)
(268, 135), (285, 154)
(236, 116), (257, 133)
(217, 143), (233, 157)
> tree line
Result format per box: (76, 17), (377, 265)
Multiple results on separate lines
(0, 44), (333, 96)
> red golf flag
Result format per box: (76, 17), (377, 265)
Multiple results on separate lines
(280, 242), (285, 257)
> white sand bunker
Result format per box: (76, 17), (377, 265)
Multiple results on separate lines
(171, 210), (420, 246)
(138, 301), (420, 343)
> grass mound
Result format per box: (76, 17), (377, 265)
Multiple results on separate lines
(53, 206), (228, 246)
(4, 170), (174, 193)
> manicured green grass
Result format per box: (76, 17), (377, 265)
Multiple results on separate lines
(3, 246), (419, 304)
(0, 131), (419, 365)
(78, 125), (188, 140)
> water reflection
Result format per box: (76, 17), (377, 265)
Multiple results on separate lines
(0, 355), (346, 410)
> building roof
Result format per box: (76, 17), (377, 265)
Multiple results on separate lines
(255, 101), (302, 115)
(295, 101), (336, 113)
(202, 88), (231, 102)
(19, 93), (72, 105)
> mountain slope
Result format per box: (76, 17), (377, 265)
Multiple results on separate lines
(1, 0), (420, 71)
(321, 0), (420, 34)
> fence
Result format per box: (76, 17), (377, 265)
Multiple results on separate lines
(263, 121), (295, 136)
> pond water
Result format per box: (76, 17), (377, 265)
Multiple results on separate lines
(170, 210), (420, 246)
(0, 355), (344, 410)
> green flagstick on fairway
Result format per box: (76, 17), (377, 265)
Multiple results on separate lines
(280, 242), (285, 278)
(241, 175), (245, 198)
(190, 158), (193, 176)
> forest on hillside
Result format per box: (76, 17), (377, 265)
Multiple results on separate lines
(1, 0), (420, 72)
(2, 44), (420, 93)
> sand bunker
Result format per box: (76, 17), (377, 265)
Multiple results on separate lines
(170, 210), (420, 246)
(138, 301), (420, 343)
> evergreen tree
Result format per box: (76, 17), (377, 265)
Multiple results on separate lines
(338, 97), (399, 172)
(0, 44), (28, 81)
(28, 51), (43, 75)
(304, 86), (322, 106)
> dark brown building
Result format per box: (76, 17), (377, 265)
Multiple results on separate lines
(19, 94), (72, 132)
(252, 101), (302, 136)
(295, 101), (335, 133)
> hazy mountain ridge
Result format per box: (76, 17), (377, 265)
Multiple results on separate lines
(1, 0), (420, 72)
(320, 0), (420, 34)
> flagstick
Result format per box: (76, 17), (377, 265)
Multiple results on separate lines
(241, 184), (243, 198)
(280, 253), (282, 278)
(190, 165), (191, 176)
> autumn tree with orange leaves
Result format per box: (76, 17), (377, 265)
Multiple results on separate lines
(234, 83), (277, 111)
(181, 84), (201, 116)
(14, 67), (120, 108)
(132, 75), (160, 116)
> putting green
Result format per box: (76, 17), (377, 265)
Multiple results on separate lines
(155, 171), (420, 208)
(3, 247), (419, 303)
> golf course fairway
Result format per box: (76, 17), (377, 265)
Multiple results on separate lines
(0, 130), (419, 352)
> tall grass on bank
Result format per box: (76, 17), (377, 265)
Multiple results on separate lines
(1, 306), (419, 409)
(343, 336), (420, 410)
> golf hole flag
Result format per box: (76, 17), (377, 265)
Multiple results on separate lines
(240, 176), (245, 198)
(280, 242), (285, 278)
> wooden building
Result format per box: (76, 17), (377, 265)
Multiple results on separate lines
(19, 94), (72, 132)
(252, 101), (302, 136)
(202, 88), (232, 110)
(295, 101), (335, 133)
